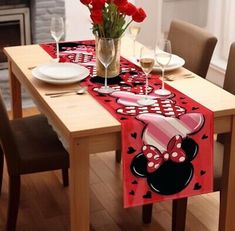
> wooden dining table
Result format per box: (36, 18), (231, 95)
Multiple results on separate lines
(4, 37), (235, 231)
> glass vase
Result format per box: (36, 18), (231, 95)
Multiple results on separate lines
(95, 37), (121, 78)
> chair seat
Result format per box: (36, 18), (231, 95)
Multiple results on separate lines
(10, 115), (69, 175)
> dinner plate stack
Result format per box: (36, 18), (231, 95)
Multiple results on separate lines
(32, 63), (90, 85)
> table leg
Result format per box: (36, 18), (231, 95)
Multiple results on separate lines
(8, 61), (22, 119)
(219, 115), (235, 231)
(69, 137), (89, 231)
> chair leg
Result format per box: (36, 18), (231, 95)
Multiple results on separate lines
(115, 149), (121, 163)
(142, 203), (153, 224)
(7, 175), (21, 231)
(172, 198), (188, 231)
(62, 168), (69, 187)
(0, 147), (3, 195)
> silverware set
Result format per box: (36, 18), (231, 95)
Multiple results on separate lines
(45, 87), (87, 97)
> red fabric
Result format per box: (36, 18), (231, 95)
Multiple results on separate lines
(40, 41), (214, 208)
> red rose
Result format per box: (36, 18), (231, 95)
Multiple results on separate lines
(91, 0), (106, 9)
(132, 7), (146, 22)
(80, 0), (91, 5)
(90, 9), (103, 24)
(123, 2), (137, 16)
(114, 0), (127, 7)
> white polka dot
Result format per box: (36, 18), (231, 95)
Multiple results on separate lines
(164, 153), (169, 160)
(150, 146), (155, 151)
(172, 152), (178, 157)
(154, 164), (160, 169)
(154, 154), (159, 159)
(148, 162), (154, 167)
(143, 146), (147, 151)
(179, 157), (186, 162)
(147, 153), (153, 158)
(177, 143), (181, 148)
(176, 135), (180, 140)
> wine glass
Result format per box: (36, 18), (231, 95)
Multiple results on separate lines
(137, 46), (156, 106)
(96, 38), (115, 94)
(155, 39), (172, 95)
(129, 24), (141, 60)
(50, 16), (64, 62)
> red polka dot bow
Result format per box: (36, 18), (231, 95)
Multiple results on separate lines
(142, 135), (186, 173)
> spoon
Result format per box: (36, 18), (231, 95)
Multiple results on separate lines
(164, 73), (195, 81)
(47, 87), (87, 97)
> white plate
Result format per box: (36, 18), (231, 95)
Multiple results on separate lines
(37, 63), (87, 80)
(32, 66), (89, 85)
(154, 54), (185, 71)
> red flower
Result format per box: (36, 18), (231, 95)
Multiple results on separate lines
(90, 9), (103, 24)
(132, 7), (146, 22)
(114, 0), (127, 7)
(91, 0), (106, 9)
(80, 0), (92, 5)
(123, 2), (137, 16)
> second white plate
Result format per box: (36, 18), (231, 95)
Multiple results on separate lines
(154, 54), (185, 72)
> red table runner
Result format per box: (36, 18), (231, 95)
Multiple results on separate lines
(40, 41), (214, 208)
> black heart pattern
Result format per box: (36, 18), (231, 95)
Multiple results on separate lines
(194, 183), (202, 190)
(131, 132), (137, 139)
(127, 147), (136, 154)
(143, 191), (152, 199)
(129, 190), (135, 195)
(202, 134), (208, 139)
(192, 107), (199, 110)
(200, 170), (206, 175)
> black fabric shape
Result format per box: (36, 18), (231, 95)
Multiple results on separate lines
(127, 147), (136, 154)
(194, 183), (202, 190)
(132, 180), (138, 184)
(90, 76), (122, 84)
(131, 132), (137, 139)
(200, 170), (206, 175)
(181, 137), (198, 161)
(147, 161), (194, 195)
(129, 190), (135, 195)
(202, 134), (208, 139)
(143, 191), (152, 198)
(130, 153), (148, 177)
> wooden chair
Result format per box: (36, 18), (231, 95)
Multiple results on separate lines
(142, 20), (218, 229)
(168, 19), (217, 78)
(0, 92), (69, 231)
(168, 42), (235, 230)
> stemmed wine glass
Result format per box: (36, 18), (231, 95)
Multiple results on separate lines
(137, 46), (156, 106)
(50, 16), (64, 62)
(129, 24), (141, 60)
(155, 39), (172, 95)
(97, 38), (115, 94)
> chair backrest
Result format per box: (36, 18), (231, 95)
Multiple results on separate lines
(223, 42), (235, 94)
(168, 19), (217, 78)
(0, 92), (20, 174)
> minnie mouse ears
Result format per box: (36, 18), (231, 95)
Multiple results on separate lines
(137, 113), (204, 152)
